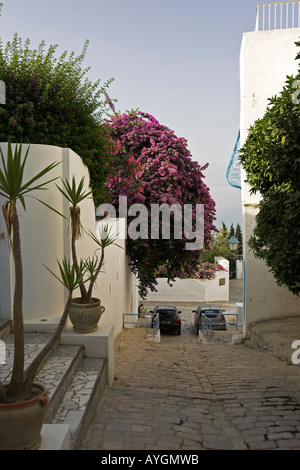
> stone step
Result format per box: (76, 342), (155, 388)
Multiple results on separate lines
(0, 332), (53, 384)
(0, 331), (107, 450)
(39, 343), (85, 422)
(50, 356), (106, 449)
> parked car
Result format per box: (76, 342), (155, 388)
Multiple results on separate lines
(193, 306), (226, 334)
(150, 306), (181, 335)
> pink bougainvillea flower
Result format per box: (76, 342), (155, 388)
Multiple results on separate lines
(103, 110), (217, 298)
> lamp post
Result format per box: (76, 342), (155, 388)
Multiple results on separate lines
(229, 236), (243, 282)
(229, 236), (240, 254)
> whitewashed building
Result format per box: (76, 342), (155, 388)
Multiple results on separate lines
(240, 2), (300, 331)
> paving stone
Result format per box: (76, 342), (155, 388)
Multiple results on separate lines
(79, 305), (300, 450)
(267, 431), (295, 441)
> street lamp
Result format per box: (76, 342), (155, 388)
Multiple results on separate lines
(229, 237), (240, 253)
(229, 236), (243, 261)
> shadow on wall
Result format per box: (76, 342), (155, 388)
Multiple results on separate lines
(0, 143), (138, 339)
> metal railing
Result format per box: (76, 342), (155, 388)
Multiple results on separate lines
(123, 312), (160, 340)
(123, 311), (238, 341)
(201, 313), (239, 340)
(255, 2), (300, 31)
(223, 313), (239, 331)
(152, 313), (160, 340)
(201, 314), (213, 339)
(123, 313), (139, 328)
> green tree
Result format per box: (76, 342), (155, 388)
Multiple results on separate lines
(229, 223), (235, 238)
(239, 42), (300, 294)
(201, 231), (231, 264)
(235, 223), (243, 256)
(0, 34), (113, 204)
(221, 221), (229, 237)
(203, 222), (243, 278)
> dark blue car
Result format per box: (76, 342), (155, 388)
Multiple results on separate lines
(150, 306), (181, 335)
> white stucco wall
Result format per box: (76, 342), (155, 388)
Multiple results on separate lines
(240, 29), (300, 328)
(0, 143), (67, 322)
(95, 219), (139, 335)
(145, 257), (229, 303)
(236, 260), (243, 280)
(0, 143), (137, 338)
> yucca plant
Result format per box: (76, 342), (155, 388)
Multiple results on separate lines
(56, 176), (120, 304)
(0, 142), (77, 403)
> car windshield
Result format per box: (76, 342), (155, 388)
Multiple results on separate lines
(202, 310), (220, 315)
(159, 310), (177, 318)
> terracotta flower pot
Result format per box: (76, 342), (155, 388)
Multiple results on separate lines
(69, 297), (105, 333)
(0, 382), (49, 450)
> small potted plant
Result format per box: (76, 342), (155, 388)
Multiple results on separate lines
(0, 142), (82, 450)
(57, 176), (119, 333)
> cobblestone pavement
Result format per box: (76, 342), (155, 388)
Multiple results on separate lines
(80, 282), (300, 451)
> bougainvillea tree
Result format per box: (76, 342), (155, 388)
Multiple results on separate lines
(103, 110), (217, 297)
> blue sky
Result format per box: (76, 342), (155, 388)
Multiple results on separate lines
(0, 0), (263, 229)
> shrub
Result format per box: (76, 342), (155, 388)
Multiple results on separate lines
(0, 34), (113, 204)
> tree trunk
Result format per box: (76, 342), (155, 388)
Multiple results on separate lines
(23, 296), (72, 397)
(87, 247), (104, 301)
(0, 381), (8, 403)
(70, 205), (88, 302)
(8, 204), (25, 400)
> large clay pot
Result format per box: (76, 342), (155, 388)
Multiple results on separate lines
(69, 297), (105, 333)
(0, 382), (49, 450)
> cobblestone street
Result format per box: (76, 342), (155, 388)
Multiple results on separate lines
(80, 283), (300, 450)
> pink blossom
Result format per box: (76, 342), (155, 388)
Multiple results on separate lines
(103, 110), (217, 297)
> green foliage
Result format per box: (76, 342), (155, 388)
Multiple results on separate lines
(239, 42), (300, 295)
(219, 222), (243, 253)
(57, 176), (120, 303)
(202, 222), (243, 279)
(45, 258), (84, 295)
(0, 142), (59, 240)
(248, 190), (300, 295)
(239, 74), (300, 195)
(235, 223), (243, 250)
(57, 176), (93, 206)
(201, 231), (232, 264)
(0, 34), (113, 204)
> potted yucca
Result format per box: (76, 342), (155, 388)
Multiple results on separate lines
(56, 176), (119, 333)
(0, 142), (82, 450)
